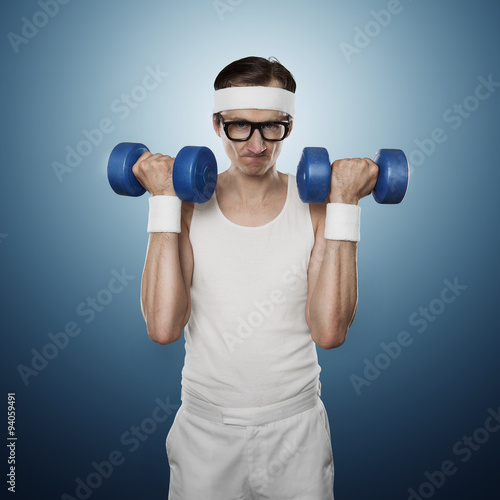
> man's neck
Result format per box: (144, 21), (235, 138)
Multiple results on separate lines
(217, 165), (286, 205)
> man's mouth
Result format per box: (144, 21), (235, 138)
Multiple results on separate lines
(242, 153), (267, 158)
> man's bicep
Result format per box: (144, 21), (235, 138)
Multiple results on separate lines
(179, 206), (194, 326)
(305, 205), (327, 323)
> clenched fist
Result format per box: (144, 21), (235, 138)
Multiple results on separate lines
(132, 152), (177, 197)
(328, 158), (379, 205)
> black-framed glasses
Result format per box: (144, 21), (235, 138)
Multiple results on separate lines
(220, 117), (291, 142)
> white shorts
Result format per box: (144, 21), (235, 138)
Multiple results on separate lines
(166, 383), (334, 499)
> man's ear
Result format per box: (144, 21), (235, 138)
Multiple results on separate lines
(212, 114), (221, 137)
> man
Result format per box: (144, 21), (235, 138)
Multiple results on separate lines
(132, 56), (378, 499)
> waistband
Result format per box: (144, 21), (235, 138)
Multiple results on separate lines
(180, 381), (322, 426)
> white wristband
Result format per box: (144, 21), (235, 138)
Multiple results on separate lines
(147, 195), (182, 233)
(324, 203), (361, 242)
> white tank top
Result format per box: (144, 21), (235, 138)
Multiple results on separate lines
(181, 173), (321, 408)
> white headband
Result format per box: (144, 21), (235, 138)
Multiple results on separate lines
(213, 86), (295, 118)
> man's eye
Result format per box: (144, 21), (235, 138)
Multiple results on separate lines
(264, 123), (278, 130)
(236, 122), (250, 129)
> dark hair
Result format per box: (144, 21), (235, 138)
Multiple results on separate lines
(213, 56), (296, 126)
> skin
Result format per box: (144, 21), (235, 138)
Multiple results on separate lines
(212, 107), (292, 227)
(133, 84), (379, 349)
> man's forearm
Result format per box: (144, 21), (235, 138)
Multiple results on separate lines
(308, 240), (358, 349)
(141, 233), (189, 344)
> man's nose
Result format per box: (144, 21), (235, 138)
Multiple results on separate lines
(246, 128), (266, 154)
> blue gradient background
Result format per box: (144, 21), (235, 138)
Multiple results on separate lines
(1, 0), (499, 499)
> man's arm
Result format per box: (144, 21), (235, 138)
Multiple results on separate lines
(140, 210), (193, 344)
(133, 153), (194, 345)
(305, 158), (378, 349)
(306, 217), (358, 350)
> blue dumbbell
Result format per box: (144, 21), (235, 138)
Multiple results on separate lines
(296, 148), (409, 204)
(107, 142), (218, 203)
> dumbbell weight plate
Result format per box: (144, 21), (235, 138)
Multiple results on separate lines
(108, 142), (149, 197)
(173, 146), (218, 203)
(372, 149), (409, 204)
(296, 147), (332, 204)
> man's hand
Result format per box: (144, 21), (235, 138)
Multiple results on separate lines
(132, 152), (176, 197)
(328, 158), (379, 205)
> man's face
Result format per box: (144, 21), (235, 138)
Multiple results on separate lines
(213, 107), (293, 177)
